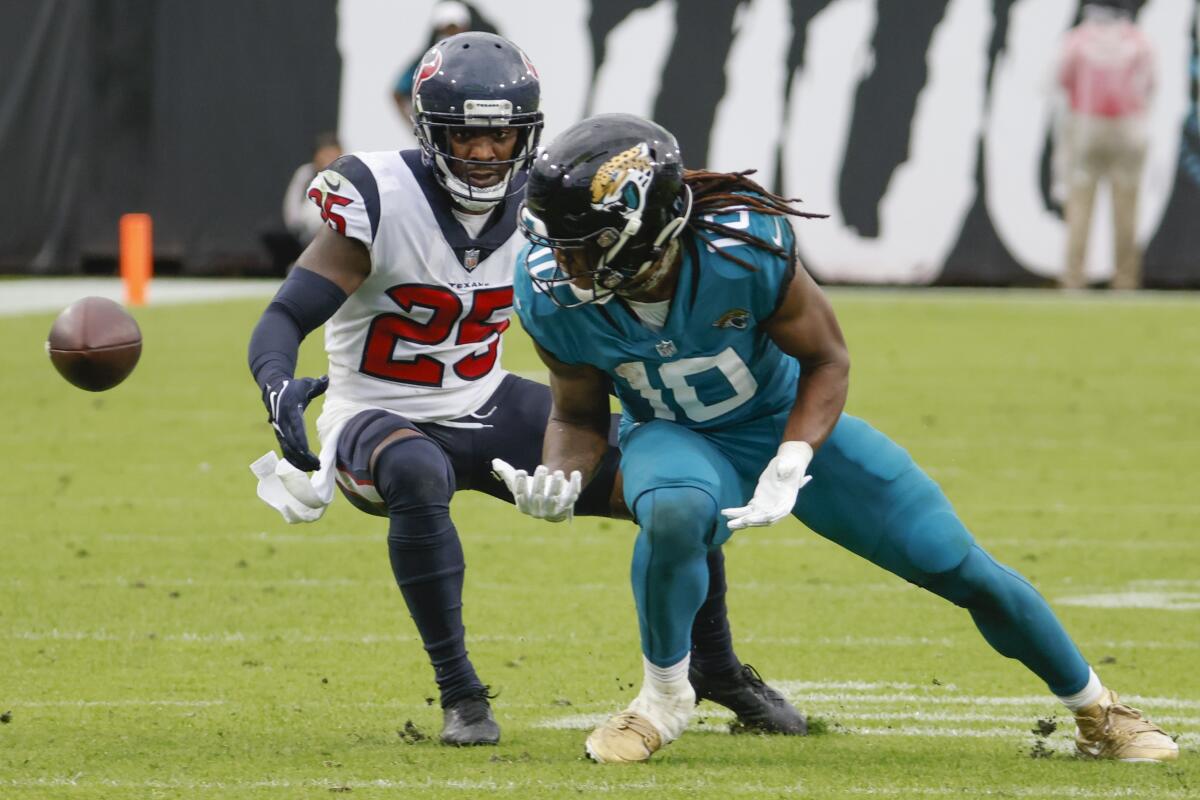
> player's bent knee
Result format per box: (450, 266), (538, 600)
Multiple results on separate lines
(902, 508), (974, 575)
(372, 433), (455, 516)
(923, 544), (1031, 614)
(369, 428), (422, 473)
(634, 486), (719, 554)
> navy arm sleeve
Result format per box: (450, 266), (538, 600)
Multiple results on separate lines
(247, 267), (348, 387)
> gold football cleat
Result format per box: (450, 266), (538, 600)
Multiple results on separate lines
(1074, 690), (1179, 763)
(585, 711), (664, 764)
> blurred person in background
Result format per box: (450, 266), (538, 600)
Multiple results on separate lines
(392, 1), (480, 124)
(283, 133), (344, 248)
(1057, 0), (1155, 290)
(249, 33), (805, 748)
(261, 133), (344, 274)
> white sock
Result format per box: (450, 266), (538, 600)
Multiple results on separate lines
(643, 654), (690, 695)
(631, 655), (694, 742)
(1057, 668), (1105, 712)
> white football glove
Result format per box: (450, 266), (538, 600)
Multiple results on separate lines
(721, 441), (814, 531)
(491, 459), (582, 523)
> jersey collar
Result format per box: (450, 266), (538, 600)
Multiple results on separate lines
(401, 149), (525, 269)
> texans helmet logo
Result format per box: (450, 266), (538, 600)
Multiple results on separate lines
(413, 48), (443, 96)
(520, 48), (539, 80)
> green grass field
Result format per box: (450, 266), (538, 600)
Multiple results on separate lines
(1, 288), (1197, 799)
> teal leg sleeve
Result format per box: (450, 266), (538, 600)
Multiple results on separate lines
(922, 544), (1090, 696)
(797, 414), (1091, 697)
(631, 486), (719, 667)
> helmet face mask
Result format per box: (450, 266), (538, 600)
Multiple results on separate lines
(521, 192), (692, 307)
(412, 33), (544, 211)
(520, 115), (692, 307)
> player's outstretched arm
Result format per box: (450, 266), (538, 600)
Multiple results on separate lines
(492, 340), (611, 523)
(248, 227), (371, 470)
(722, 261), (850, 531)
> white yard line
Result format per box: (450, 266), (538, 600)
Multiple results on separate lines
(824, 286), (1200, 307)
(776, 680), (945, 691)
(986, 537), (1200, 550)
(93, 531), (382, 544)
(846, 789), (1194, 799)
(2, 629), (558, 644)
(7, 699), (226, 707)
(747, 635), (958, 647)
(0, 777), (798, 794)
(0, 778), (1191, 797)
(11, 698), (1198, 736)
(127, 528), (1198, 548)
(6, 776), (1188, 797)
(818, 710), (1200, 726)
(13, 698), (1196, 726)
(779, 691), (1200, 710)
(534, 713), (1200, 744)
(847, 727), (1200, 745)
(5, 628), (1197, 655)
(1083, 638), (1200, 650)
(786, 635), (1200, 650)
(1056, 591), (1200, 610)
(0, 278), (278, 316)
(978, 504), (1200, 515)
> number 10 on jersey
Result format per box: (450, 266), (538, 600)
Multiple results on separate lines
(615, 347), (758, 423)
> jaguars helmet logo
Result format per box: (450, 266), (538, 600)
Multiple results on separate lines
(590, 143), (654, 213)
(713, 308), (750, 329)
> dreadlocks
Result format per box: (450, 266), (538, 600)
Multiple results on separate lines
(683, 169), (826, 271)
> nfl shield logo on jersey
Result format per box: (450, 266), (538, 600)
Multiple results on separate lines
(655, 339), (677, 358)
(463, 248), (481, 270)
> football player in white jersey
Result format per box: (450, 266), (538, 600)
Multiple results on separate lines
(248, 32), (805, 746)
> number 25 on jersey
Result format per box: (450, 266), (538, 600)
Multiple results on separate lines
(360, 284), (512, 387)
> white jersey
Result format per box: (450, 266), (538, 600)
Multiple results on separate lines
(307, 150), (525, 435)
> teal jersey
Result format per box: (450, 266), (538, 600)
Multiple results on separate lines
(514, 205), (801, 430)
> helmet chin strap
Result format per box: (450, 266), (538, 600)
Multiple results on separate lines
(615, 238), (680, 296)
(601, 185), (693, 294)
(434, 152), (509, 212)
(429, 130), (537, 213)
(567, 282), (615, 305)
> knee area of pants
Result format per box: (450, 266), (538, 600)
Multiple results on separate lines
(635, 486), (718, 546)
(373, 436), (453, 510)
(903, 509), (973, 576)
(927, 546), (1022, 611)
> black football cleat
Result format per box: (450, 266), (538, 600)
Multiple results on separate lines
(689, 664), (807, 735)
(440, 688), (501, 746)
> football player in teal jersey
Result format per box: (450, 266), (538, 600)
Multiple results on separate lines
(493, 113), (1179, 764)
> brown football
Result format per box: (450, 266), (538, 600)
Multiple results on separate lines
(46, 297), (143, 391)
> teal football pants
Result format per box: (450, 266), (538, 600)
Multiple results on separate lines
(618, 413), (1090, 696)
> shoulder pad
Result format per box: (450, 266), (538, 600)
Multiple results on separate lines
(306, 155), (381, 247)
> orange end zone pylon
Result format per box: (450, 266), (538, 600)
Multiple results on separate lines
(119, 213), (153, 306)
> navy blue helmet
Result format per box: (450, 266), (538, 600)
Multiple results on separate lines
(412, 32), (543, 210)
(520, 113), (692, 305)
